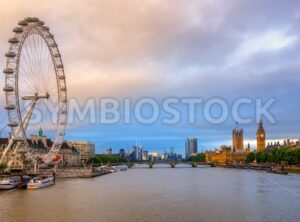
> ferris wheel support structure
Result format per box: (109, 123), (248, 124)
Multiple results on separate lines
(0, 93), (49, 166)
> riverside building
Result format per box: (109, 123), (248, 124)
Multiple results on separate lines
(67, 141), (95, 163)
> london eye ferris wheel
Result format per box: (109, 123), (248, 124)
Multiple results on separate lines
(0, 17), (67, 166)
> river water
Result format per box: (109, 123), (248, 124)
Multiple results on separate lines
(0, 165), (300, 222)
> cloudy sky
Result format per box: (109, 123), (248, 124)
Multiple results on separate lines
(0, 0), (299, 154)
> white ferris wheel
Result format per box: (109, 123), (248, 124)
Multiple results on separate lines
(0, 17), (67, 167)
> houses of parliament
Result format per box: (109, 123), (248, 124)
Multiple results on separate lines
(205, 120), (266, 164)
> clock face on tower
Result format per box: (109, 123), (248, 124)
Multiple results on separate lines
(260, 133), (264, 138)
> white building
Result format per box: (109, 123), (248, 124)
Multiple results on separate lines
(104, 148), (112, 155)
(67, 141), (95, 162)
(148, 152), (159, 162)
(142, 150), (149, 161)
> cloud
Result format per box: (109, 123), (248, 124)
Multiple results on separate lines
(0, 0), (299, 153)
(227, 29), (298, 67)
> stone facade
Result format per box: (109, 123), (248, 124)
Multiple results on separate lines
(59, 143), (80, 166)
(67, 141), (95, 163)
(232, 127), (243, 152)
(205, 125), (251, 164)
(205, 144), (250, 164)
(205, 145), (231, 164)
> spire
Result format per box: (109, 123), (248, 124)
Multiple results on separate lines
(257, 119), (264, 132)
(38, 127), (43, 140)
(259, 118), (263, 127)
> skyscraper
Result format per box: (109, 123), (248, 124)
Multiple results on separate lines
(119, 148), (126, 158)
(142, 150), (149, 161)
(129, 146), (137, 161)
(256, 119), (266, 152)
(185, 137), (197, 159)
(138, 146), (143, 161)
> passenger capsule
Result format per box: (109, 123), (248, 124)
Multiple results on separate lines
(3, 86), (14, 92)
(61, 99), (67, 103)
(53, 53), (61, 58)
(4, 104), (16, 110)
(18, 20), (28, 26)
(44, 26), (50, 31)
(56, 64), (63, 69)
(9, 37), (19, 44)
(58, 132), (65, 136)
(50, 43), (57, 47)
(5, 52), (16, 58)
(3, 68), (14, 74)
(32, 17), (39, 22)
(38, 21), (45, 26)
(8, 122), (18, 127)
(59, 75), (65, 80)
(46, 34), (54, 39)
(13, 27), (23, 33)
(60, 110), (67, 114)
(24, 17), (34, 23)
(60, 87), (66, 91)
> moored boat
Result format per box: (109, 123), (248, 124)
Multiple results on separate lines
(119, 167), (127, 171)
(210, 163), (216, 167)
(267, 167), (288, 175)
(0, 176), (22, 189)
(27, 174), (55, 189)
(19, 176), (31, 189)
(109, 166), (118, 173)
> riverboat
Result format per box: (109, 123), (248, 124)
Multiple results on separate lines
(27, 174), (55, 189)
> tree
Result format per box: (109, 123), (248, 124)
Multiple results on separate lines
(255, 151), (264, 163)
(254, 148), (300, 165)
(189, 153), (205, 162)
(246, 152), (255, 163)
(0, 163), (7, 169)
(87, 155), (127, 164)
(296, 149), (300, 165)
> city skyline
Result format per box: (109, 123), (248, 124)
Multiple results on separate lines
(0, 0), (300, 155)
(65, 122), (299, 155)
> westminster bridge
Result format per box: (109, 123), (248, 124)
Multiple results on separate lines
(124, 161), (210, 168)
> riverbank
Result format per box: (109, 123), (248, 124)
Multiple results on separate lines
(286, 166), (300, 174)
(218, 163), (300, 174)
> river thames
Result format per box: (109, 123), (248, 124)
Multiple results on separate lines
(0, 166), (300, 222)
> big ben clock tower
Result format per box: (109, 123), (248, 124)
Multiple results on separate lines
(256, 119), (266, 152)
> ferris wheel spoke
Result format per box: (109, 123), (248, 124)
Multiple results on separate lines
(28, 36), (44, 89)
(19, 66), (40, 94)
(22, 45), (41, 91)
(32, 35), (44, 81)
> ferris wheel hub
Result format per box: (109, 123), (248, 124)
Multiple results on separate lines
(22, 93), (50, 100)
